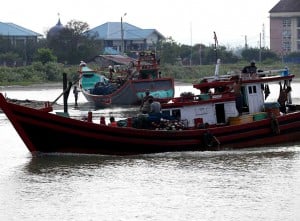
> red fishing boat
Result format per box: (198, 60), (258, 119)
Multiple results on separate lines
(1, 61), (300, 156)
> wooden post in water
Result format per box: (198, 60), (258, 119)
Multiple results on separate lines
(127, 117), (132, 127)
(100, 116), (106, 125)
(63, 73), (72, 113)
(88, 111), (92, 122)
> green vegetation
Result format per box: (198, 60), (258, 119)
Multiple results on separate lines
(0, 62), (78, 86)
(0, 61), (299, 86)
(161, 62), (300, 83)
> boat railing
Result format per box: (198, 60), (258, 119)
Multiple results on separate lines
(203, 74), (234, 82)
(257, 69), (288, 77)
(203, 68), (289, 82)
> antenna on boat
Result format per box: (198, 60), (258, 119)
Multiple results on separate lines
(214, 59), (221, 79)
(213, 32), (220, 79)
(213, 31), (218, 61)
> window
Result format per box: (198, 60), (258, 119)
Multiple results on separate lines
(282, 18), (292, 51)
(248, 86), (257, 94)
(282, 41), (291, 51)
(248, 86), (252, 94)
(283, 30), (291, 37)
(172, 109), (181, 120)
(283, 18), (291, 27)
(297, 41), (300, 50)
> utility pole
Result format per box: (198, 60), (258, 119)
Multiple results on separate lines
(244, 35), (248, 49)
(262, 23), (265, 48)
(259, 33), (262, 63)
(121, 13), (127, 55)
(199, 44), (202, 65)
(190, 22), (192, 66)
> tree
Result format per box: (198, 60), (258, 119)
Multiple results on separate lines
(34, 48), (57, 64)
(0, 52), (21, 66)
(241, 47), (279, 63)
(283, 52), (300, 63)
(47, 20), (102, 65)
(0, 36), (38, 65)
(159, 37), (181, 65)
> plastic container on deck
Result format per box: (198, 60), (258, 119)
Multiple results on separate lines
(253, 112), (268, 121)
(229, 115), (253, 125)
(281, 68), (289, 76)
(198, 94), (210, 100)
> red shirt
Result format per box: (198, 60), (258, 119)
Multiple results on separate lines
(109, 121), (117, 127)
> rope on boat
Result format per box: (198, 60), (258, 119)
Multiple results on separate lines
(202, 129), (220, 150)
(270, 114), (280, 135)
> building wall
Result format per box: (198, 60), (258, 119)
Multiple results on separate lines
(270, 18), (283, 54)
(270, 12), (300, 55)
(105, 37), (158, 53)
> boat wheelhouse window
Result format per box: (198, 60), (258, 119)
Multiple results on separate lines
(248, 86), (252, 94)
(162, 110), (171, 116)
(161, 109), (181, 120)
(248, 85), (257, 94)
(253, 86), (257, 93)
(171, 109), (181, 120)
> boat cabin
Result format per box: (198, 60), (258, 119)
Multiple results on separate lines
(161, 71), (294, 128)
(134, 51), (160, 79)
(162, 80), (238, 127)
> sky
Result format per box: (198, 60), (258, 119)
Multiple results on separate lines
(1, 0), (280, 48)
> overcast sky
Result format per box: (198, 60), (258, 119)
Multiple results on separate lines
(1, 0), (280, 48)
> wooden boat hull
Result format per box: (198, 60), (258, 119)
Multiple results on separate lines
(79, 52), (175, 108)
(1, 93), (300, 156)
(81, 77), (175, 108)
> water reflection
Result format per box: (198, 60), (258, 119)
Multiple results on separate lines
(24, 146), (300, 175)
(25, 154), (135, 174)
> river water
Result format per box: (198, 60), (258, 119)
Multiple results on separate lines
(0, 83), (300, 221)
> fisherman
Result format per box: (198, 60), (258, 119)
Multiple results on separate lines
(108, 116), (118, 127)
(108, 65), (115, 81)
(242, 60), (257, 74)
(148, 98), (161, 114)
(73, 85), (79, 107)
(277, 82), (292, 114)
(202, 123), (220, 149)
(79, 61), (86, 67)
(232, 77), (243, 116)
(140, 90), (153, 114)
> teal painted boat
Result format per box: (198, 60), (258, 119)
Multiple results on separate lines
(79, 52), (175, 108)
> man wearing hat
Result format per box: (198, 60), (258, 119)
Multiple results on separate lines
(140, 90), (153, 114)
(242, 60), (257, 74)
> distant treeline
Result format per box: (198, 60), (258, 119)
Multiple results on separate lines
(0, 61), (299, 86)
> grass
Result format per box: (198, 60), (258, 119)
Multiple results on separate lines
(0, 61), (299, 86)
(161, 62), (300, 83)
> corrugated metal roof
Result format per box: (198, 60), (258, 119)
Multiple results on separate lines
(94, 54), (136, 65)
(0, 22), (42, 36)
(269, 0), (300, 13)
(86, 22), (165, 40)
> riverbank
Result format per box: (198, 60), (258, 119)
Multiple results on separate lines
(0, 82), (63, 91)
(0, 83), (64, 110)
